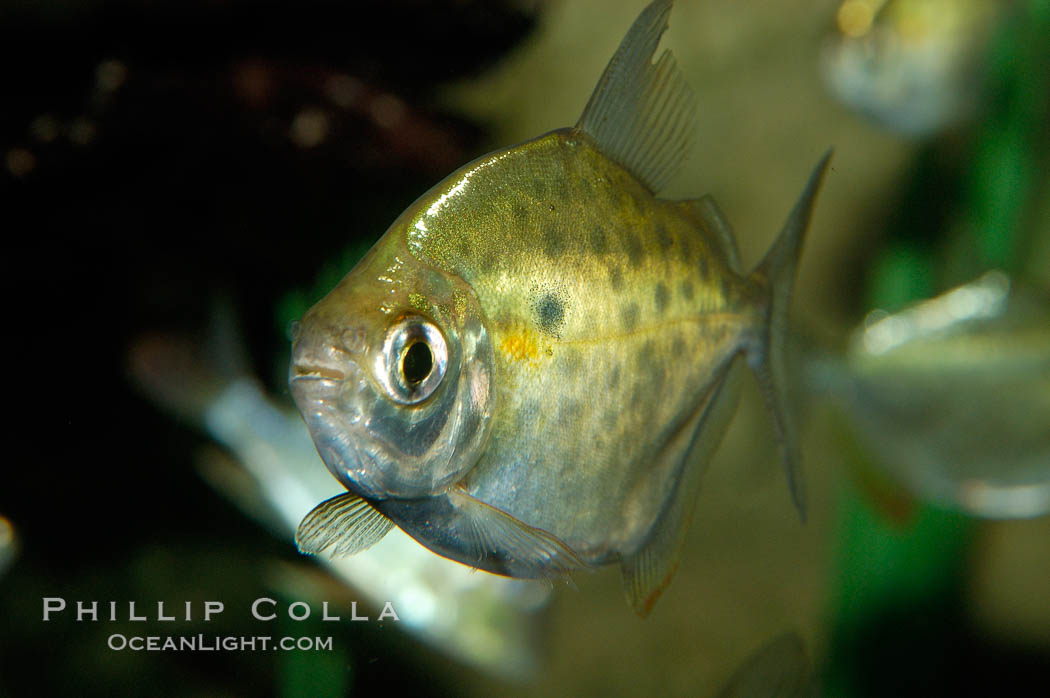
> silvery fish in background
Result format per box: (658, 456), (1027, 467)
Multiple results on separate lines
(290, 0), (831, 615)
(821, 0), (1006, 137)
(812, 270), (1050, 518)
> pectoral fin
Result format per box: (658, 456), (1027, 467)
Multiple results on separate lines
(295, 492), (394, 556)
(374, 489), (587, 580)
(447, 488), (587, 580)
(621, 359), (743, 616)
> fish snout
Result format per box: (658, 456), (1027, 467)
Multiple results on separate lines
(289, 320), (368, 387)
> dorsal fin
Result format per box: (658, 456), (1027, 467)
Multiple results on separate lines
(575, 0), (696, 193)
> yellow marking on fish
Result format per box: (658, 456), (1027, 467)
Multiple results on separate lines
(500, 333), (540, 363)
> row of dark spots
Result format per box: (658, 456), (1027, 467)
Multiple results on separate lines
(623, 231), (644, 267)
(615, 282), (669, 335)
(603, 221), (702, 304)
(615, 269), (696, 335)
(656, 222), (673, 252)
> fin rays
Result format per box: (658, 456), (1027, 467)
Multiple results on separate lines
(295, 492), (395, 557)
(621, 361), (744, 615)
(450, 489), (587, 579)
(749, 150), (834, 522)
(576, 0), (695, 193)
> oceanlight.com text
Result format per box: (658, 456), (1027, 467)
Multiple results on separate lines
(107, 634), (334, 652)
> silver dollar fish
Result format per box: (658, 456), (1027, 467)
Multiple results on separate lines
(290, 0), (830, 615)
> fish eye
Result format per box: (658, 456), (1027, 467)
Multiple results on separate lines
(379, 316), (448, 405)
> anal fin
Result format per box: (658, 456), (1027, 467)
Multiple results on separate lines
(621, 359), (744, 616)
(295, 492), (395, 557)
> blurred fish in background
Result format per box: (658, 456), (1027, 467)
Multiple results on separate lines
(822, 0), (1013, 137)
(817, 0), (1050, 693)
(128, 304), (548, 679)
(812, 270), (1050, 519)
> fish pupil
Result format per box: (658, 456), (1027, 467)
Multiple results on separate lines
(402, 341), (433, 385)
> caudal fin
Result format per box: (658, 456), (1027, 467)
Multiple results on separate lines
(747, 151), (833, 522)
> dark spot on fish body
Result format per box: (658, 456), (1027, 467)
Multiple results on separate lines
(654, 282), (669, 313)
(671, 335), (686, 357)
(543, 226), (566, 258)
(678, 234), (696, 264)
(609, 265), (624, 291)
(656, 222), (673, 252)
(607, 364), (621, 390)
(534, 291), (566, 336)
(680, 279), (695, 302)
(624, 232), (644, 267)
(620, 302), (639, 331)
(590, 225), (608, 255)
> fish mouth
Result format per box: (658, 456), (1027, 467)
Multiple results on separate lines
(290, 363), (348, 383)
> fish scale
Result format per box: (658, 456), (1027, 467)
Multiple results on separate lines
(289, 0), (830, 615)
